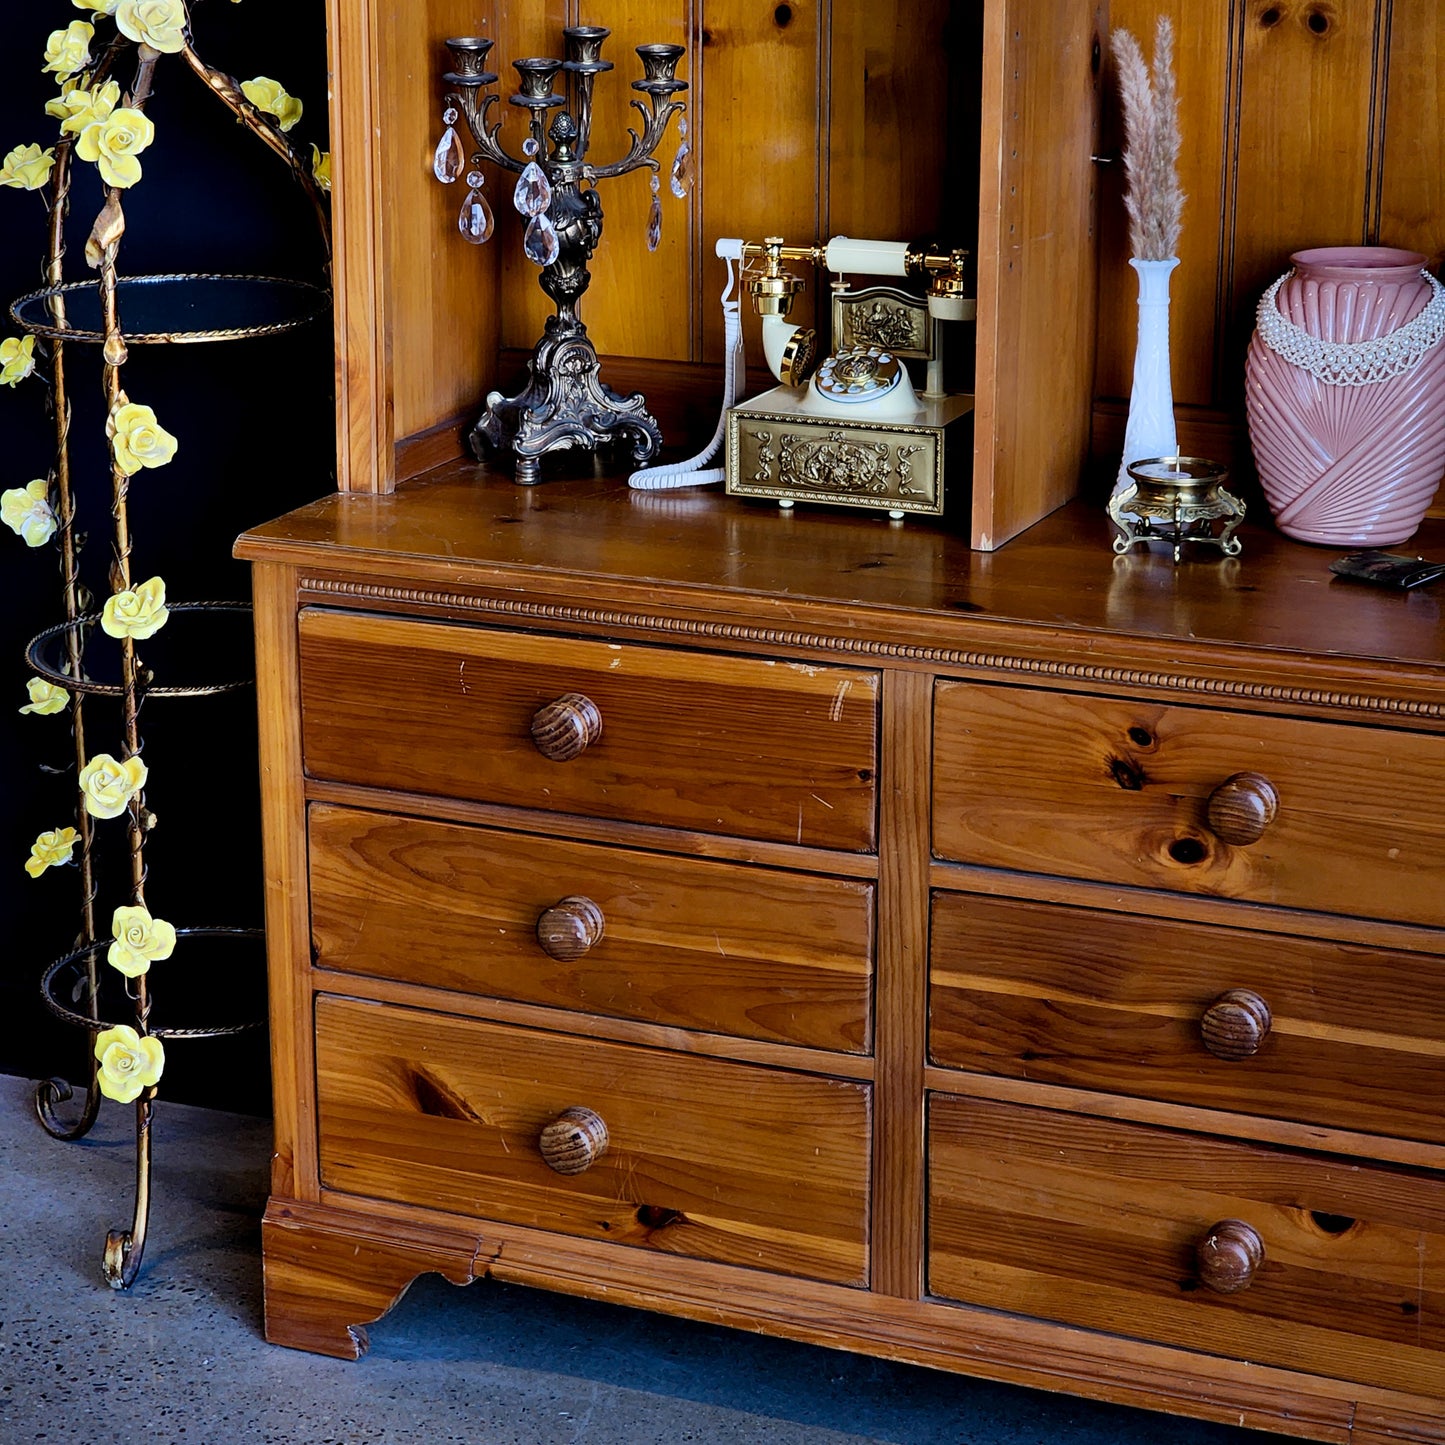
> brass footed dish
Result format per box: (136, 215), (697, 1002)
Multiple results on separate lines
(1110, 455), (1246, 563)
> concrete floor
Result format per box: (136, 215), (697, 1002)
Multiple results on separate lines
(1, 1073), (1296, 1445)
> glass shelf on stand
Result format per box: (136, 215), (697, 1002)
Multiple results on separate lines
(26, 601), (256, 700)
(9, 273), (329, 345)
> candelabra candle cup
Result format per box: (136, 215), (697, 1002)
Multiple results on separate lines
(634, 43), (687, 94)
(512, 58), (567, 106)
(564, 27), (612, 66)
(443, 36), (497, 86)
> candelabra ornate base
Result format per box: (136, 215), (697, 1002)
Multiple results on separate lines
(471, 317), (661, 484)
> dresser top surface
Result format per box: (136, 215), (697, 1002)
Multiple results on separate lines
(237, 461), (1445, 672)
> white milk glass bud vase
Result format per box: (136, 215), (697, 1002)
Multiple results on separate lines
(1114, 256), (1181, 497)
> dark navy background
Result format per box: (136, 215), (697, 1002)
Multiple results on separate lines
(0, 0), (334, 1114)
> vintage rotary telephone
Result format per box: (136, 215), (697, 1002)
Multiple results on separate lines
(630, 235), (975, 518)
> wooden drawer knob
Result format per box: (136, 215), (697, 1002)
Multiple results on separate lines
(1200, 989), (1272, 1061)
(1206, 772), (1278, 847)
(1197, 1219), (1265, 1293)
(531, 693), (602, 762)
(536, 895), (605, 961)
(539, 1106), (609, 1175)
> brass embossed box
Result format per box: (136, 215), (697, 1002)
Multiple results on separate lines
(725, 389), (974, 519)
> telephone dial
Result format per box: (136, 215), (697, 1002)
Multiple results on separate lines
(630, 234), (976, 520)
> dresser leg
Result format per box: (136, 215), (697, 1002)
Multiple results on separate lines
(261, 1199), (487, 1359)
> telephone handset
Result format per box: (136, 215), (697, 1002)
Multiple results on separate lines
(629, 234), (975, 514)
(739, 235), (971, 416)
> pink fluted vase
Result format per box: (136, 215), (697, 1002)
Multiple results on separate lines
(1245, 246), (1445, 546)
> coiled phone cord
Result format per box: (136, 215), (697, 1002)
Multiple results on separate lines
(628, 254), (743, 490)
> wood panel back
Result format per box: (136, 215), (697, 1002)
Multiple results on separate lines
(309, 803), (874, 1052)
(327, 0), (505, 490)
(298, 609), (879, 850)
(316, 995), (871, 1284)
(929, 891), (1445, 1143)
(932, 679), (1445, 927)
(929, 1094), (1445, 1397)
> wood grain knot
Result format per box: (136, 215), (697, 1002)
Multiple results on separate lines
(1200, 989), (1272, 1061)
(1197, 1219), (1265, 1293)
(1109, 756), (1146, 791)
(531, 692), (603, 762)
(536, 895), (606, 962)
(539, 1106), (609, 1175)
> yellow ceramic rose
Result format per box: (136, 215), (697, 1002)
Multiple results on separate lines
(102, 576), (169, 640)
(19, 677), (69, 715)
(25, 827), (80, 878)
(94, 1024), (165, 1103)
(43, 20), (95, 77)
(115, 0), (189, 54)
(241, 76), (303, 132)
(73, 0), (123, 13)
(107, 904), (177, 978)
(79, 752), (147, 819)
(1, 479), (57, 547)
(0, 143), (56, 191)
(76, 107), (155, 189)
(108, 399), (178, 473)
(311, 144), (331, 194)
(48, 79), (121, 136)
(0, 336), (36, 387)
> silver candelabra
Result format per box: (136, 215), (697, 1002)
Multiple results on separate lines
(435, 27), (689, 484)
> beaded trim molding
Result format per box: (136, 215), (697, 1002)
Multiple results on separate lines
(299, 576), (1445, 721)
(1256, 268), (1445, 387)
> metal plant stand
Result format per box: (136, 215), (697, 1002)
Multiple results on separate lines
(9, 17), (329, 1289)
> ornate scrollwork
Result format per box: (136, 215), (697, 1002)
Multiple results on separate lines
(779, 431), (892, 493)
(896, 444), (925, 496)
(747, 428), (775, 484)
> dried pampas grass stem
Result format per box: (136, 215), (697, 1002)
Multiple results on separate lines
(1114, 16), (1184, 260)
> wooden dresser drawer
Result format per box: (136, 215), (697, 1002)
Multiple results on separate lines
(309, 803), (874, 1053)
(929, 892), (1445, 1144)
(315, 996), (871, 1285)
(932, 680), (1445, 926)
(928, 1095), (1445, 1397)
(299, 609), (878, 850)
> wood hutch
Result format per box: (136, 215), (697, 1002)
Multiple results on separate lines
(236, 2), (1445, 1440)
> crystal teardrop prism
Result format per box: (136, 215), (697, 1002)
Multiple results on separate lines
(523, 213), (561, 267)
(459, 186), (494, 244)
(514, 161), (553, 219)
(670, 118), (691, 199)
(433, 126), (464, 184)
(669, 139), (691, 199)
(646, 191), (663, 252)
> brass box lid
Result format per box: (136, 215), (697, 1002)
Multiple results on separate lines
(726, 388), (974, 516)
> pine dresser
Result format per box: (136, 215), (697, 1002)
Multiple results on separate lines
(237, 466), (1445, 1443)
